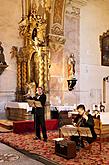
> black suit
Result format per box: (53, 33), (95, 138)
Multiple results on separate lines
(34, 93), (47, 140)
(71, 113), (97, 147)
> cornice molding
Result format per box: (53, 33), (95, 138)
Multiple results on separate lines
(66, 0), (88, 9)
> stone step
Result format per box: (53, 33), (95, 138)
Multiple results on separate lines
(0, 120), (13, 130)
(0, 126), (13, 133)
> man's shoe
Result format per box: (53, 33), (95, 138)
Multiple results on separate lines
(76, 145), (81, 151)
(43, 139), (47, 142)
(80, 142), (84, 148)
(33, 137), (41, 140)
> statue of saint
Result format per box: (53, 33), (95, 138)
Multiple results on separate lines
(0, 41), (7, 65)
(24, 82), (36, 98)
(67, 53), (75, 79)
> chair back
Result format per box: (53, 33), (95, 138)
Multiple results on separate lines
(94, 118), (101, 136)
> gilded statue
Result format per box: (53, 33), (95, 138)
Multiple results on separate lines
(67, 53), (75, 79)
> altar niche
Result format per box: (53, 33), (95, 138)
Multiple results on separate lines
(30, 52), (39, 84)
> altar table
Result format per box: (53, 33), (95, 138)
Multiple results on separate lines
(5, 102), (32, 120)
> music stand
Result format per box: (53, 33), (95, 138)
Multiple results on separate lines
(60, 125), (79, 137)
(77, 127), (92, 137)
(60, 125), (92, 138)
(27, 100), (42, 108)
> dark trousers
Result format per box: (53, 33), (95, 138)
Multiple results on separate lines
(34, 108), (47, 140)
(71, 127), (97, 148)
(71, 135), (96, 147)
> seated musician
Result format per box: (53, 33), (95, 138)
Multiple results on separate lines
(71, 104), (97, 149)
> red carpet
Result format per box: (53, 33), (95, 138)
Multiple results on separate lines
(13, 119), (58, 133)
(0, 131), (109, 165)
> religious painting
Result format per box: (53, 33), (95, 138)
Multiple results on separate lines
(100, 30), (109, 66)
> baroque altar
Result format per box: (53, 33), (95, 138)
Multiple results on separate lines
(9, 0), (51, 120)
(11, 0), (50, 102)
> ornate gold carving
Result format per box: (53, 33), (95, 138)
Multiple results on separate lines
(17, 62), (22, 88)
(53, 0), (64, 25)
(13, 0), (51, 101)
(51, 23), (64, 36)
(49, 34), (65, 52)
(22, 62), (27, 86)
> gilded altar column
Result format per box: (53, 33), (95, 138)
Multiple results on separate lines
(16, 59), (22, 101)
(25, 0), (27, 16)
(22, 60), (27, 87)
(44, 52), (48, 91)
(38, 47), (44, 87)
(28, 0), (31, 14)
(27, 60), (31, 82)
(17, 61), (22, 89)
(42, 47), (48, 92)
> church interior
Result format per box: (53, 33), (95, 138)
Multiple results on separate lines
(1, 0), (109, 164)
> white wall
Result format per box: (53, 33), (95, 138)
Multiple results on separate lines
(1, 0), (109, 113)
(80, 0), (109, 110)
(0, 0), (22, 112)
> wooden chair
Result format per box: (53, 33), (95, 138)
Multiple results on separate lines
(94, 118), (102, 151)
(94, 118), (109, 152)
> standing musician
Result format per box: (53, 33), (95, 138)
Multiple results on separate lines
(33, 87), (48, 142)
(71, 104), (97, 149)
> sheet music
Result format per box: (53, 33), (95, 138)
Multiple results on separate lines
(60, 125), (92, 137)
(27, 100), (42, 108)
(26, 100), (34, 107)
(78, 127), (92, 137)
(60, 125), (79, 137)
(34, 101), (42, 107)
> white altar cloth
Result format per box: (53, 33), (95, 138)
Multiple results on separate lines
(5, 102), (32, 112)
(56, 106), (74, 112)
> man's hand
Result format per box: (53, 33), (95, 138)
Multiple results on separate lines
(82, 113), (88, 121)
(72, 122), (77, 127)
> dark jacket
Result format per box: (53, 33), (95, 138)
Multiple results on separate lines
(74, 113), (97, 140)
(34, 93), (46, 107)
(31, 93), (46, 114)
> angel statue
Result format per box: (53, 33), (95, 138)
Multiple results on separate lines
(67, 53), (75, 79)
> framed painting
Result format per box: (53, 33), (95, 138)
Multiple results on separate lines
(100, 30), (109, 66)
